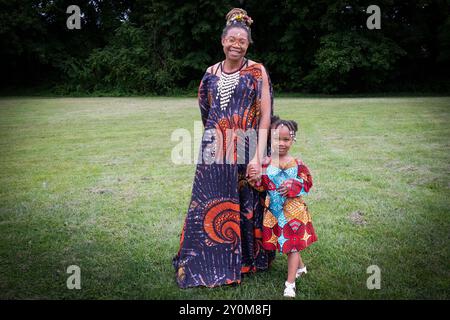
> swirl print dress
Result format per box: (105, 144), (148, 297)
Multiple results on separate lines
(172, 62), (276, 288)
(256, 157), (318, 254)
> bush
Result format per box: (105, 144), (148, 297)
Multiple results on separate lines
(304, 32), (407, 93)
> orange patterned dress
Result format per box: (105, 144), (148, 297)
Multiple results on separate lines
(252, 157), (317, 254)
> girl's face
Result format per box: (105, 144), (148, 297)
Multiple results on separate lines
(271, 125), (294, 157)
(221, 27), (249, 62)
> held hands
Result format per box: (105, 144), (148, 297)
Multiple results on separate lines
(246, 159), (262, 185)
(246, 156), (271, 187)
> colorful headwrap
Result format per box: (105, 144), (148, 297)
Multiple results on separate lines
(226, 8), (253, 29)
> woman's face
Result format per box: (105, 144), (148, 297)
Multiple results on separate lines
(222, 27), (249, 62)
(271, 125), (294, 156)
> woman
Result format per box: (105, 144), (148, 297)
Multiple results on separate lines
(172, 8), (275, 288)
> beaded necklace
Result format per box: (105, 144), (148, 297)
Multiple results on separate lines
(216, 58), (248, 110)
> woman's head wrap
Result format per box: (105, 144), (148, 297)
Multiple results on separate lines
(225, 8), (253, 29)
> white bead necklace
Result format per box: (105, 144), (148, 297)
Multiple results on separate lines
(216, 59), (247, 111)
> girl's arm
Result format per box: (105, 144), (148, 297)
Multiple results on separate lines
(279, 162), (313, 197)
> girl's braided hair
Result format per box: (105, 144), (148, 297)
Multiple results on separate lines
(270, 115), (298, 142)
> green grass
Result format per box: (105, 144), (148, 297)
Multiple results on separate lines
(0, 96), (449, 299)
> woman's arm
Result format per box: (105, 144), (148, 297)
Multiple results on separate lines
(256, 65), (271, 162)
(246, 65), (271, 183)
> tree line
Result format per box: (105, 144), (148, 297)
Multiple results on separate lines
(1, 0), (449, 95)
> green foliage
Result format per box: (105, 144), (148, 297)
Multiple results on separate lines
(304, 32), (407, 93)
(1, 0), (449, 94)
(66, 23), (181, 94)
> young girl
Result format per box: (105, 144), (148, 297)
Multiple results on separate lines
(249, 115), (317, 298)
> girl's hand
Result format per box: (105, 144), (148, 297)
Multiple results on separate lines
(278, 179), (302, 198)
(281, 179), (294, 190)
(278, 179), (294, 197)
(277, 184), (289, 197)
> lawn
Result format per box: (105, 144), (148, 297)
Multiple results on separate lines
(0, 96), (449, 299)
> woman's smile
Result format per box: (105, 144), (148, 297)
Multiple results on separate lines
(229, 48), (242, 55)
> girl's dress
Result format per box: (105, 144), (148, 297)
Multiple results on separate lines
(253, 157), (317, 254)
(172, 61), (276, 288)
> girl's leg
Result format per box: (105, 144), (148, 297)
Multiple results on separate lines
(287, 252), (300, 283)
(298, 253), (305, 269)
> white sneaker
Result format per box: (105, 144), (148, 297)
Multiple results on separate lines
(296, 265), (307, 279)
(283, 281), (296, 298)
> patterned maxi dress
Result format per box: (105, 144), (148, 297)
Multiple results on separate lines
(172, 62), (275, 288)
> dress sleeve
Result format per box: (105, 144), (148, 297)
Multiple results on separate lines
(198, 73), (210, 127)
(248, 173), (277, 192)
(248, 178), (265, 192)
(286, 161), (313, 197)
